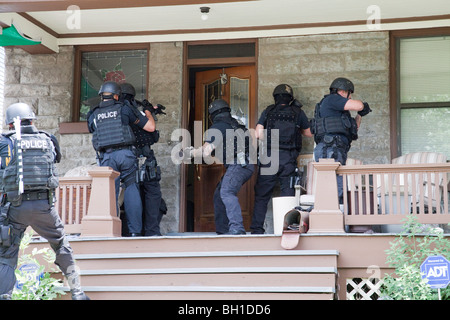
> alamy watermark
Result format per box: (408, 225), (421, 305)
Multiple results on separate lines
(66, 5), (81, 30)
(366, 5), (381, 30)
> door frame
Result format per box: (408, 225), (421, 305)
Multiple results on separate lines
(179, 39), (258, 232)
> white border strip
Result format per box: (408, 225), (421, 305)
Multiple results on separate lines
(56, 19), (450, 46)
(74, 249), (339, 260)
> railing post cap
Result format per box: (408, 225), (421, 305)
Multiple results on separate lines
(314, 158), (341, 170)
(88, 166), (120, 179)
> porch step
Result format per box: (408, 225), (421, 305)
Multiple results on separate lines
(63, 249), (338, 300)
(68, 285), (335, 300)
(73, 250), (338, 269)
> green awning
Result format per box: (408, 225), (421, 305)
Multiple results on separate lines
(0, 24), (41, 46)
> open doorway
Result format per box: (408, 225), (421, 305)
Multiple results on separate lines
(184, 64), (257, 232)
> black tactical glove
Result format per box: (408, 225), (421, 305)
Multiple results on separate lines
(141, 99), (154, 113)
(358, 102), (372, 117)
(179, 146), (194, 162)
(142, 99), (166, 116)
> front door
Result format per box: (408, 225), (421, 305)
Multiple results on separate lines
(193, 66), (257, 232)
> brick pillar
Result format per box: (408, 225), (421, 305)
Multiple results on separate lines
(308, 159), (345, 233)
(81, 166), (121, 237)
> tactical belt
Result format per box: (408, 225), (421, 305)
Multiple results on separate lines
(104, 145), (134, 153)
(22, 191), (49, 201)
(5, 190), (53, 207)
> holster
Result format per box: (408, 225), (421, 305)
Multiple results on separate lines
(0, 225), (11, 247)
(0, 202), (11, 247)
(322, 134), (350, 159)
(142, 159), (160, 182)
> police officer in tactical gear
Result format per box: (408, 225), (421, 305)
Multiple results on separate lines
(0, 103), (89, 300)
(87, 81), (154, 236)
(191, 99), (255, 235)
(120, 83), (165, 236)
(310, 77), (371, 203)
(251, 84), (312, 234)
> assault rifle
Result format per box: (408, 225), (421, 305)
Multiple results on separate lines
(138, 99), (166, 121)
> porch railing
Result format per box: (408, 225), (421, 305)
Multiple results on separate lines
(56, 176), (92, 234)
(55, 167), (121, 237)
(56, 162), (450, 237)
(308, 159), (450, 232)
(340, 163), (449, 226)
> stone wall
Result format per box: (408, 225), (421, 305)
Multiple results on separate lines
(4, 46), (73, 132)
(258, 31), (391, 164)
(147, 42), (184, 233)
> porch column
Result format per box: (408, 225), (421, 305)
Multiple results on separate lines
(81, 166), (122, 237)
(308, 159), (345, 233)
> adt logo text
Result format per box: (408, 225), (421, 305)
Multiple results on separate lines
(420, 255), (450, 289)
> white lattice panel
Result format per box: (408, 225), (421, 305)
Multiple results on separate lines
(346, 278), (382, 300)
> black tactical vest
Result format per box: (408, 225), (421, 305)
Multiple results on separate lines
(310, 100), (358, 144)
(266, 104), (302, 151)
(91, 101), (136, 151)
(212, 114), (252, 166)
(1, 128), (58, 196)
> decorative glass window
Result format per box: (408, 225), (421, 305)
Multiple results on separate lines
(78, 49), (148, 121)
(398, 36), (450, 158)
(230, 77), (249, 127)
(203, 79), (221, 132)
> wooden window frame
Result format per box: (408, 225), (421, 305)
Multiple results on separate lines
(389, 27), (450, 159)
(60, 43), (150, 134)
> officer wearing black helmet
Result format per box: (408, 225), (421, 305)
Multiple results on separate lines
(119, 83), (166, 236)
(250, 84), (312, 234)
(87, 81), (154, 236)
(311, 77), (371, 203)
(0, 103), (89, 300)
(190, 99), (255, 235)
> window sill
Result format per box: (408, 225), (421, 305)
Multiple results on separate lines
(59, 122), (89, 134)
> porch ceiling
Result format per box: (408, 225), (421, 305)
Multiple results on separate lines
(0, 0), (449, 53)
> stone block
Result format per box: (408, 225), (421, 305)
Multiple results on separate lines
(344, 51), (388, 72)
(20, 66), (72, 85)
(4, 84), (50, 97)
(4, 65), (20, 84)
(38, 96), (71, 116)
(299, 54), (345, 74)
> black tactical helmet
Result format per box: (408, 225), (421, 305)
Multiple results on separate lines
(5, 102), (36, 125)
(273, 84), (294, 99)
(98, 81), (121, 96)
(208, 99), (230, 115)
(329, 77), (354, 93)
(120, 83), (136, 97)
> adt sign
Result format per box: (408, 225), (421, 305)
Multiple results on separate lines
(420, 255), (450, 289)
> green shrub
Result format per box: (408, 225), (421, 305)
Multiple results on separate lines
(380, 216), (450, 300)
(12, 231), (66, 300)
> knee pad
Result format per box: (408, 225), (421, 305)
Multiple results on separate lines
(51, 238), (75, 273)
